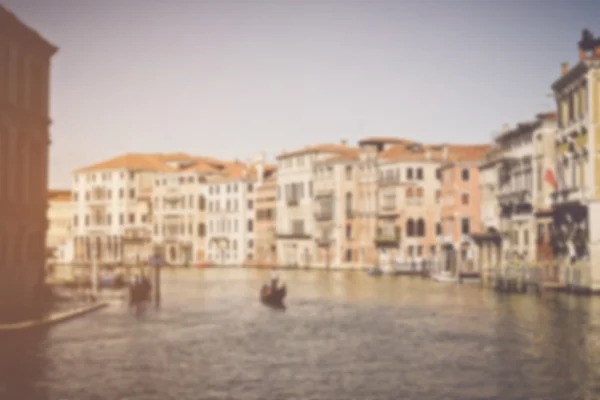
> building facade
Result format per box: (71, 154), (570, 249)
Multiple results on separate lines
(438, 146), (490, 275)
(47, 190), (75, 264)
(0, 6), (58, 322)
(313, 150), (359, 268)
(550, 30), (600, 291)
(276, 143), (353, 267)
(254, 172), (277, 266)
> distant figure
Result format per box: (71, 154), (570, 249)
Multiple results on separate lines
(270, 270), (279, 290)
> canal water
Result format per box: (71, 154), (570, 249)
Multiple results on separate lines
(1, 268), (599, 400)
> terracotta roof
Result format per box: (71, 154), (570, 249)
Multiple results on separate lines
(276, 143), (355, 160)
(75, 153), (179, 173)
(207, 163), (276, 183)
(48, 190), (71, 202)
(358, 137), (415, 146)
(317, 149), (360, 165)
(446, 145), (492, 162)
(379, 143), (443, 162)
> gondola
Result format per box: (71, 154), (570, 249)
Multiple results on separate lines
(260, 284), (287, 307)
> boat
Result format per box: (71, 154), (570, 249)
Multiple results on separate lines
(431, 270), (459, 283)
(367, 266), (383, 276)
(260, 283), (287, 307)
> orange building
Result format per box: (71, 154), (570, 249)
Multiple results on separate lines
(0, 6), (58, 322)
(438, 145), (490, 275)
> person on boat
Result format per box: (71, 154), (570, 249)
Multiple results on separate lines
(270, 270), (279, 290)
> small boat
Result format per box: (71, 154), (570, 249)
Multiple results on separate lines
(196, 262), (212, 269)
(367, 266), (383, 276)
(260, 284), (287, 307)
(432, 270), (459, 283)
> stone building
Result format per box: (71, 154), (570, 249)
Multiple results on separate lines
(0, 6), (58, 322)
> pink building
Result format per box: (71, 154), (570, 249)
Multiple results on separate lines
(438, 146), (490, 275)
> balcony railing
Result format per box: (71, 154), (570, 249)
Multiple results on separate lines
(315, 236), (332, 247)
(276, 231), (311, 240)
(286, 197), (299, 207)
(374, 227), (401, 247)
(314, 211), (333, 221)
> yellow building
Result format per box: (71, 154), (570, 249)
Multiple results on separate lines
(0, 6), (58, 322)
(550, 29), (600, 292)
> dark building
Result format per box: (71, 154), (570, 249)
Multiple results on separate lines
(0, 6), (58, 322)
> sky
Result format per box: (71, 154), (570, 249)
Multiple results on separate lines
(3, 0), (600, 188)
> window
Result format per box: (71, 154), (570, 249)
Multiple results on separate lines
(345, 166), (352, 180)
(248, 240), (253, 248)
(417, 245), (423, 256)
(416, 219), (425, 237)
(248, 200), (253, 210)
(406, 219), (415, 237)
(247, 220), (254, 232)
(129, 213), (135, 224)
(406, 188), (414, 198)
(198, 195), (205, 210)
(461, 168), (470, 182)
(436, 222), (442, 235)
(247, 183), (253, 192)
(345, 224), (352, 239)
(436, 168), (441, 180)
(416, 168), (423, 180)
(524, 230), (529, 245)
(407, 168), (414, 180)
(345, 249), (352, 262)
(461, 218), (470, 235)
(435, 190), (441, 204)
(461, 193), (470, 205)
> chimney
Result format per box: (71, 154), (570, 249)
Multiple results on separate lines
(442, 146), (448, 161)
(580, 48), (587, 60)
(561, 62), (569, 76)
(340, 139), (348, 146)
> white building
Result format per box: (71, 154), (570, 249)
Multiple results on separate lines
(206, 155), (273, 265)
(71, 153), (188, 265)
(47, 190), (75, 264)
(276, 143), (354, 267)
(151, 156), (227, 265)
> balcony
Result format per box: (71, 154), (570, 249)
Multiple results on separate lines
(374, 227), (401, 248)
(378, 203), (399, 218)
(123, 228), (151, 243)
(314, 210), (333, 222)
(315, 236), (333, 247)
(276, 231), (311, 240)
(345, 209), (354, 219)
(286, 197), (299, 207)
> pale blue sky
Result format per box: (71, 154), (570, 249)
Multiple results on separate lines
(3, 0), (599, 188)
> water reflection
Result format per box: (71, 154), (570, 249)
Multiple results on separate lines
(1, 269), (600, 399)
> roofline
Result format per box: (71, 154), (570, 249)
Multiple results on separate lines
(0, 5), (58, 56)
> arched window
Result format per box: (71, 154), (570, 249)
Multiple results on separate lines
(406, 188), (414, 198)
(416, 218), (425, 237)
(406, 219), (415, 237)
(461, 168), (470, 181)
(198, 195), (206, 210)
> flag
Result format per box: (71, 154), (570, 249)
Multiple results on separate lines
(544, 169), (557, 190)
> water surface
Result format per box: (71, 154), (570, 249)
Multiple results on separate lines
(0, 268), (599, 400)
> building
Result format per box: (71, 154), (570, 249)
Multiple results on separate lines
(151, 155), (227, 265)
(206, 156), (273, 265)
(473, 146), (504, 280)
(374, 142), (446, 270)
(0, 6), (58, 322)
(531, 113), (558, 281)
(549, 29), (600, 292)
(276, 143), (354, 267)
(47, 190), (75, 264)
(254, 171), (277, 266)
(313, 149), (359, 268)
(354, 137), (413, 267)
(72, 153), (187, 266)
(438, 145), (490, 275)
